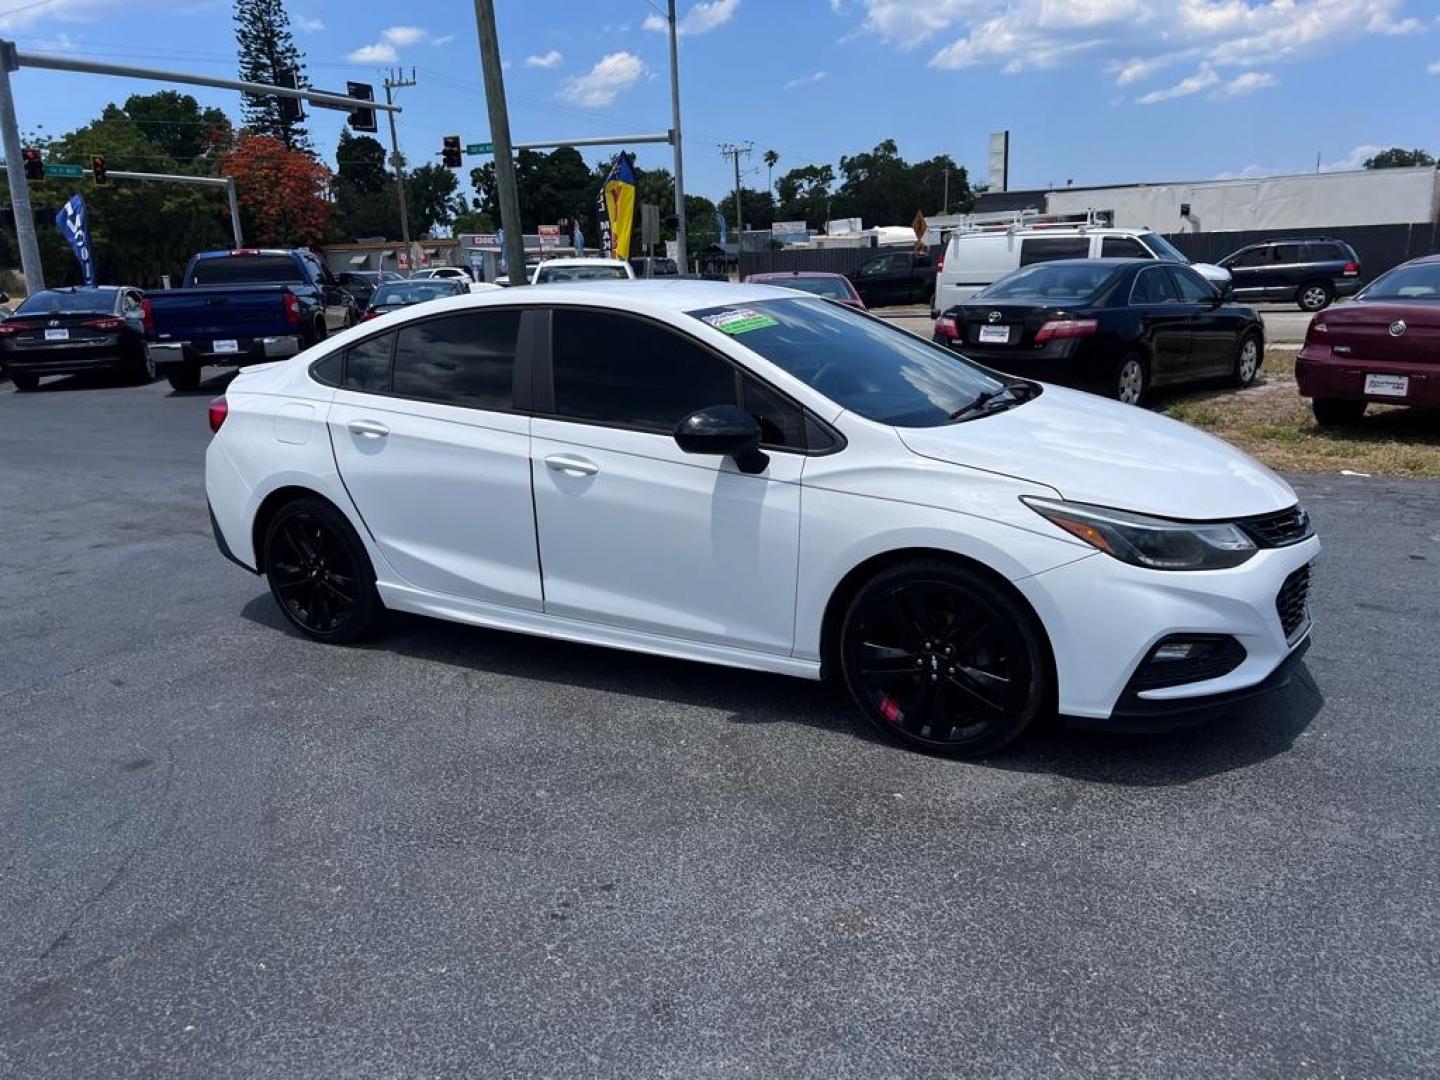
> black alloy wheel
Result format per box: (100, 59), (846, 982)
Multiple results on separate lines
(839, 560), (1050, 757)
(263, 498), (382, 643)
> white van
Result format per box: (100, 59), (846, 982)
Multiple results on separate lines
(932, 225), (1229, 316)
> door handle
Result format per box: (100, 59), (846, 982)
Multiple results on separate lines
(544, 453), (599, 477)
(348, 419), (389, 439)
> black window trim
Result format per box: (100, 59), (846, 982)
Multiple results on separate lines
(307, 305), (541, 417)
(531, 303), (844, 457)
(1129, 264), (1183, 306)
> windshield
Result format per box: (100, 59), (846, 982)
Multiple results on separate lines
(1140, 233), (1188, 263)
(535, 264), (630, 283)
(16, 289), (115, 314)
(1360, 263), (1440, 301)
(974, 262), (1115, 302)
(688, 298), (1012, 427)
(765, 276), (852, 300)
(372, 282), (460, 306)
(191, 255), (303, 286)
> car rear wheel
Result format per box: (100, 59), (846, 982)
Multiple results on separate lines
(1312, 397), (1366, 427)
(166, 366), (201, 392)
(263, 498), (383, 644)
(123, 342), (156, 385)
(838, 560), (1050, 757)
(1232, 333), (1262, 387)
(1297, 281), (1333, 312)
(1111, 353), (1148, 406)
(11, 373), (38, 392)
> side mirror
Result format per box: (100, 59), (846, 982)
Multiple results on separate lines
(1218, 283), (1235, 302)
(674, 404), (768, 474)
(0, 292), (9, 304)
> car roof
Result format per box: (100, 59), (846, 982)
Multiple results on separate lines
(383, 279), (798, 314)
(537, 257), (629, 268)
(746, 271), (846, 281)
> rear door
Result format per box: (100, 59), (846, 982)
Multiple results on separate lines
(325, 308), (543, 609)
(1128, 265), (1192, 384)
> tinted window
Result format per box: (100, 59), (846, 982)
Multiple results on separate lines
(976, 262), (1116, 301)
(1231, 246), (1270, 268)
(1171, 266), (1217, 303)
(1101, 236), (1147, 258)
(763, 276), (852, 299)
(311, 350), (343, 386)
(372, 282), (463, 307)
(534, 264), (630, 283)
(742, 377), (806, 450)
(687, 299), (1006, 428)
(1360, 263), (1440, 301)
(16, 289), (117, 314)
(345, 333), (394, 391)
(1307, 242), (1345, 261)
(393, 311), (520, 410)
(1138, 233), (1188, 262)
(191, 255), (304, 285)
(1019, 236), (1090, 266)
(1131, 266), (1180, 304)
(552, 309), (737, 430)
(1273, 244), (1306, 264)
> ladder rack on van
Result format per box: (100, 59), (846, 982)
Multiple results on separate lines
(942, 207), (1113, 239)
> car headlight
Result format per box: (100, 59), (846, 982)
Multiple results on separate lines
(1022, 497), (1256, 571)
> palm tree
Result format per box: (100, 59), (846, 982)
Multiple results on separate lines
(763, 149), (779, 196)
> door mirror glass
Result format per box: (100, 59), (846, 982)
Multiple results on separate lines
(674, 404), (768, 473)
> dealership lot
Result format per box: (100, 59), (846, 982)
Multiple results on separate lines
(1, 377), (1437, 1078)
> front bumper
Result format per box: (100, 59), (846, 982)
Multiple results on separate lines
(1014, 534), (1320, 726)
(150, 335), (302, 369)
(1296, 346), (1440, 407)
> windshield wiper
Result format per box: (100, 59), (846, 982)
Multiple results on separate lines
(948, 381), (1033, 422)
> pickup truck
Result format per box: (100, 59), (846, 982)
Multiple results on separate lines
(846, 249), (938, 309)
(145, 248), (358, 391)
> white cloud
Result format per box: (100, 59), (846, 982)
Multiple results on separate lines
(1136, 64), (1221, 104)
(1221, 70), (1276, 96)
(294, 14), (324, 32)
(852, 0), (1421, 91)
(346, 42), (398, 63)
(558, 51), (648, 107)
(35, 32), (78, 52)
(381, 26), (426, 47)
(643, 0), (740, 36)
(783, 70), (828, 90)
(432, 34), (455, 46)
(1429, 60), (1440, 74)
(526, 49), (564, 69)
(1321, 144), (1386, 172)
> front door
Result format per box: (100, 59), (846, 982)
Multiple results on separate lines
(1170, 264), (1237, 376)
(1224, 245), (1269, 300)
(530, 306), (803, 655)
(326, 309), (543, 609)
(1129, 265), (1192, 385)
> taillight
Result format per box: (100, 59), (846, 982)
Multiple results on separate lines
(140, 298), (155, 335)
(1307, 319), (1327, 341)
(208, 395), (228, 434)
(934, 315), (960, 339)
(82, 316), (126, 331)
(0, 321), (32, 336)
(1341, 261), (1359, 276)
(282, 291), (301, 326)
(936, 254), (945, 273)
(361, 308), (380, 322)
(1035, 318), (1099, 344)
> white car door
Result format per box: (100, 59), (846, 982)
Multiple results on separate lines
(325, 308), (543, 610)
(530, 306), (803, 655)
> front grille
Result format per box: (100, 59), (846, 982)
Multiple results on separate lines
(1276, 564), (1313, 643)
(1240, 505), (1313, 548)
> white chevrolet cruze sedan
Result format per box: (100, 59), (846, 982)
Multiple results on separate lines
(205, 281), (1318, 756)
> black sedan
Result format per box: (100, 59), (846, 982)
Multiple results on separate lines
(0, 286), (154, 392)
(359, 278), (468, 321)
(933, 259), (1263, 405)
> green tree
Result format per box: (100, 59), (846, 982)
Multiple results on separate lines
(775, 163), (834, 226)
(1363, 147), (1435, 169)
(763, 148), (779, 194)
(233, 0), (311, 153)
(471, 145), (599, 232)
(684, 193), (719, 249)
(336, 128), (389, 194)
(406, 163), (460, 236)
(736, 187), (774, 230)
(121, 91), (232, 166)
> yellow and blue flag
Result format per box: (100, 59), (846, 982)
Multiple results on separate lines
(597, 153), (637, 260)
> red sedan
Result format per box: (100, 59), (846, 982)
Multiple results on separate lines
(1297, 254), (1440, 425)
(742, 271), (866, 311)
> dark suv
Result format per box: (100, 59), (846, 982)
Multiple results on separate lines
(1217, 238), (1361, 312)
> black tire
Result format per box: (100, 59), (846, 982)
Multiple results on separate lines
(1231, 332), (1262, 388)
(122, 342), (157, 385)
(838, 559), (1051, 757)
(10, 373), (39, 392)
(1297, 281), (1333, 313)
(263, 497), (383, 644)
(1312, 397), (1366, 427)
(1110, 352), (1148, 406)
(166, 365), (201, 392)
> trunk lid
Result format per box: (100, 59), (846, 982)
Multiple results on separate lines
(145, 285), (296, 342)
(5, 309), (123, 347)
(1313, 301), (1440, 364)
(954, 302), (1068, 350)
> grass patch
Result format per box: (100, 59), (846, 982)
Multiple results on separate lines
(1160, 348), (1440, 479)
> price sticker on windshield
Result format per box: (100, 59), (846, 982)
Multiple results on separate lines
(702, 308), (778, 335)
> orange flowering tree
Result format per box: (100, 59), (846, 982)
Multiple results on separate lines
(221, 134), (332, 246)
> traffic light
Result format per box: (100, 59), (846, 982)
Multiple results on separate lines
(276, 68), (305, 125)
(346, 81), (377, 133)
(441, 135), (462, 169)
(91, 155), (108, 185)
(22, 148), (42, 182)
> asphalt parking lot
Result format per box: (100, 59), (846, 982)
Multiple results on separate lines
(1, 374), (1437, 1079)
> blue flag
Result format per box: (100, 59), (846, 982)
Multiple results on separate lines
(496, 227), (506, 274)
(55, 194), (96, 286)
(572, 222), (584, 253)
(714, 211), (727, 247)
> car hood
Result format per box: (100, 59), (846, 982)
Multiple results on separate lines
(1193, 262), (1231, 285)
(895, 384), (1296, 519)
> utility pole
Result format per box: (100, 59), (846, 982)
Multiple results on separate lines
(473, 0), (527, 286)
(384, 69), (416, 258)
(666, 0), (687, 273)
(720, 142), (751, 246)
(943, 168), (949, 216)
(0, 42), (42, 291)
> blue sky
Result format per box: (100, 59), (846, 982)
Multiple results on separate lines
(2, 0), (1438, 213)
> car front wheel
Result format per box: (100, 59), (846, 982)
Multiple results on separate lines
(263, 497), (383, 644)
(838, 559), (1051, 757)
